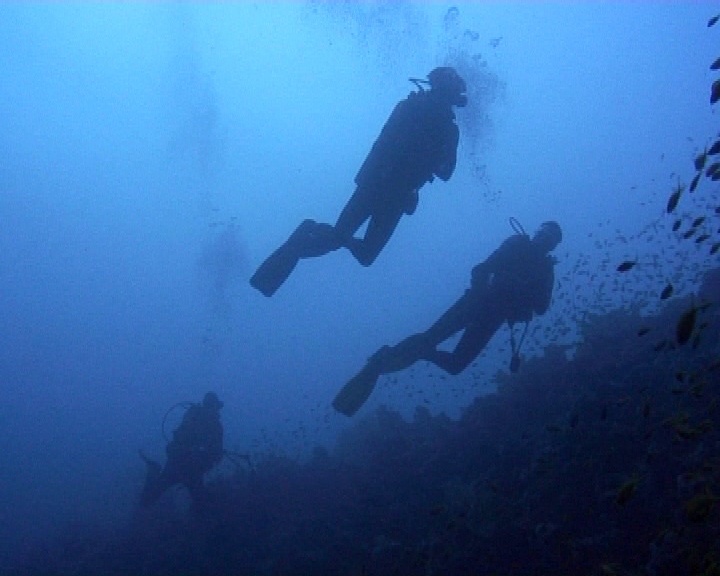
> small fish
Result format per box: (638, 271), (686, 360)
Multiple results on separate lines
(712, 79), (720, 105)
(695, 233), (710, 244)
(692, 216), (706, 228)
(694, 150), (708, 171)
(709, 14), (720, 27)
(683, 228), (697, 239)
(710, 242), (720, 255)
(690, 172), (701, 192)
(672, 219), (682, 231)
(676, 306), (697, 345)
(637, 327), (651, 337)
(666, 185), (683, 213)
(709, 139), (720, 155)
(660, 283), (673, 300)
(713, 56), (720, 71)
(706, 162), (720, 177)
(617, 260), (637, 272)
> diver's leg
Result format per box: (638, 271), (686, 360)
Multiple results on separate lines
(333, 295), (472, 416)
(364, 293), (473, 377)
(335, 187), (404, 267)
(367, 291), (475, 375)
(370, 334), (432, 375)
(334, 187), (373, 261)
(341, 206), (403, 267)
(425, 315), (502, 376)
(335, 187), (372, 238)
(333, 321), (468, 417)
(422, 291), (475, 345)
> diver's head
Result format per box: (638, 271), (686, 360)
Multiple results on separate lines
(203, 391), (224, 411)
(533, 221), (562, 253)
(427, 66), (467, 107)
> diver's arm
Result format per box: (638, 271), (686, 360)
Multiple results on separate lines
(471, 235), (527, 290)
(210, 425), (224, 464)
(354, 97), (413, 188)
(433, 122), (459, 182)
(470, 246), (502, 289)
(533, 262), (555, 316)
(470, 261), (491, 289)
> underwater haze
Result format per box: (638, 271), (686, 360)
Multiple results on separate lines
(1, 2), (719, 574)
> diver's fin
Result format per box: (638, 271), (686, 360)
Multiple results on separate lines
(250, 241), (300, 297)
(332, 364), (381, 417)
(250, 220), (328, 296)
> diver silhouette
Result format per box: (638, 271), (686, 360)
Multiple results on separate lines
(333, 221), (563, 416)
(250, 67), (467, 296)
(139, 392), (224, 506)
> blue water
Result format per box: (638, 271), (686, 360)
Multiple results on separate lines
(0, 3), (718, 574)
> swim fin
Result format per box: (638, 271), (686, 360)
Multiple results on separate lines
(332, 364), (381, 417)
(250, 219), (336, 297)
(250, 241), (301, 297)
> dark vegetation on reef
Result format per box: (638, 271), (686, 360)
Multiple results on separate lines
(9, 283), (720, 575)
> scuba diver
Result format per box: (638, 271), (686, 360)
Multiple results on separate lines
(140, 392), (224, 507)
(333, 221), (563, 416)
(250, 66), (467, 297)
